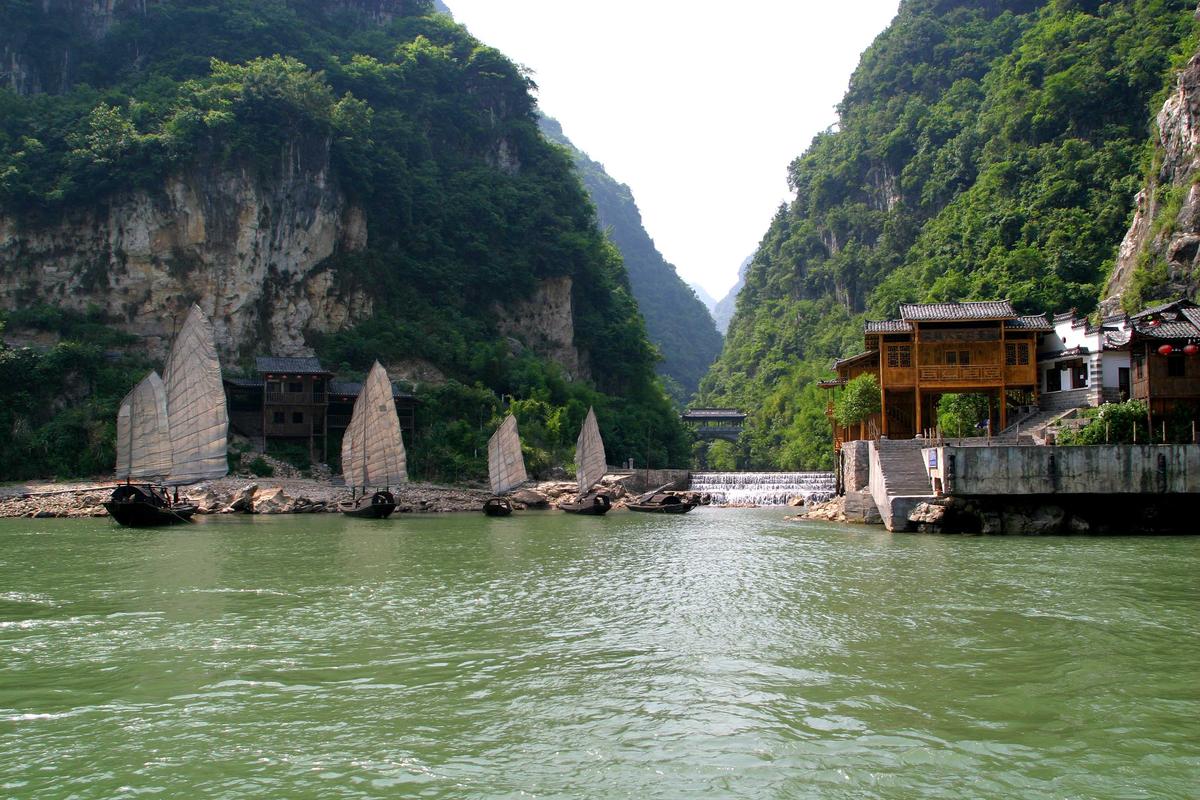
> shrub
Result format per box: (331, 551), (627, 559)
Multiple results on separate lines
(834, 374), (881, 427)
(247, 457), (275, 477)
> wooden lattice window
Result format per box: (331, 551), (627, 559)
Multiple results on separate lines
(887, 344), (912, 368)
(1005, 342), (1030, 366)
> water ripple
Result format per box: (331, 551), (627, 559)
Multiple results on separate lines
(0, 511), (1197, 798)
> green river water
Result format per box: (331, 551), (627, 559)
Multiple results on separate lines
(0, 509), (1197, 799)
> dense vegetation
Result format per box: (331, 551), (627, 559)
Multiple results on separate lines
(0, 0), (691, 479)
(699, 0), (1199, 469)
(538, 117), (723, 403)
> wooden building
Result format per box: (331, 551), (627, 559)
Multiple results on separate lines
(222, 357), (418, 462)
(257, 357), (333, 461)
(1126, 299), (1200, 420)
(824, 301), (1051, 447)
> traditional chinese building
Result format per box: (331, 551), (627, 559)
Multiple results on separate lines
(223, 357), (417, 462)
(1125, 299), (1200, 420)
(1036, 311), (1131, 409)
(680, 408), (747, 442)
(824, 301), (1051, 447)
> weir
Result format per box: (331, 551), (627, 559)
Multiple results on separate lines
(689, 472), (835, 506)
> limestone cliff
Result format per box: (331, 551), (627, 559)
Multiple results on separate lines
(0, 134), (373, 361)
(1103, 47), (1200, 313)
(494, 276), (589, 381)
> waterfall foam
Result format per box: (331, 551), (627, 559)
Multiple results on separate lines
(689, 472), (836, 506)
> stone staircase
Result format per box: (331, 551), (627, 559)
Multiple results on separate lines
(869, 439), (937, 531)
(1000, 406), (1086, 444)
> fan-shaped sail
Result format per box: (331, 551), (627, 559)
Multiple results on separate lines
(165, 305), (229, 484)
(574, 407), (606, 496)
(342, 361), (408, 489)
(115, 371), (173, 481)
(487, 414), (527, 495)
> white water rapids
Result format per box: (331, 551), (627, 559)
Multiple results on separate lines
(689, 472), (836, 506)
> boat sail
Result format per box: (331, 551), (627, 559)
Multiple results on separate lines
(488, 415), (527, 495)
(560, 407), (612, 515)
(164, 304), (229, 485)
(483, 414), (526, 516)
(106, 304), (229, 527)
(114, 371), (173, 482)
(339, 361), (405, 518)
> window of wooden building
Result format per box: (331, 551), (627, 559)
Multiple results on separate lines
(944, 350), (970, 366)
(273, 411), (285, 424)
(887, 344), (912, 368)
(288, 381), (303, 394)
(1005, 342), (1030, 366)
(292, 411), (304, 424)
(1168, 355), (1185, 377)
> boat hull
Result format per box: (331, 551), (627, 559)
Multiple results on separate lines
(483, 497), (514, 516)
(104, 485), (196, 527)
(339, 491), (398, 519)
(559, 495), (612, 516)
(627, 498), (697, 514)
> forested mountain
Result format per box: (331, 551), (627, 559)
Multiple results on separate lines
(699, 0), (1200, 470)
(710, 257), (750, 335)
(0, 0), (690, 479)
(538, 117), (723, 402)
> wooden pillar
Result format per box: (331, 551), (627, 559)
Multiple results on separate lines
(999, 321), (1008, 430)
(879, 345), (888, 437)
(914, 323), (922, 437)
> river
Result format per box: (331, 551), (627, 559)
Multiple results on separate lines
(1, 510), (1197, 799)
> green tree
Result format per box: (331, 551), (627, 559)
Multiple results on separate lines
(834, 374), (881, 427)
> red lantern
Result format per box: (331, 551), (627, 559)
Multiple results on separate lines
(1148, 318), (1162, 327)
(1158, 344), (1175, 356)
(1185, 344), (1200, 356)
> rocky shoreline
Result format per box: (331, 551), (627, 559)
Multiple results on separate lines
(0, 474), (661, 519)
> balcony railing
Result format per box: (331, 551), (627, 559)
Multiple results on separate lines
(266, 390), (327, 405)
(918, 365), (1002, 383)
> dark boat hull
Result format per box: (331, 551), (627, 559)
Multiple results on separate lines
(483, 497), (514, 516)
(559, 495), (612, 516)
(104, 486), (196, 527)
(339, 491), (398, 519)
(627, 499), (697, 514)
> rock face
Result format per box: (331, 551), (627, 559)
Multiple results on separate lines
(1103, 48), (1200, 313)
(0, 138), (373, 361)
(494, 276), (589, 381)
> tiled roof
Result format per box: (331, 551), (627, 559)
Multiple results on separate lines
(835, 350), (879, 369)
(899, 301), (1017, 321)
(1134, 320), (1200, 340)
(329, 380), (413, 399)
(864, 319), (913, 333)
(1037, 346), (1090, 361)
(682, 408), (747, 420)
(1005, 314), (1053, 331)
(255, 356), (329, 375)
(222, 376), (263, 388)
(1104, 331), (1131, 349)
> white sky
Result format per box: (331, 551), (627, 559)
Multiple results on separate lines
(446, 1), (901, 298)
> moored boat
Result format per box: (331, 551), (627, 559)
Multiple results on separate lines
(560, 407), (612, 516)
(338, 361), (407, 518)
(483, 414), (526, 515)
(628, 491), (696, 515)
(106, 305), (232, 530)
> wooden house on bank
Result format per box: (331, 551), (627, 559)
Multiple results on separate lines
(223, 356), (417, 462)
(822, 301), (1051, 447)
(1125, 299), (1200, 419)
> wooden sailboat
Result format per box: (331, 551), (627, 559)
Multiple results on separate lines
(559, 407), (612, 515)
(105, 305), (229, 527)
(627, 482), (698, 514)
(482, 414), (526, 516)
(339, 361), (406, 518)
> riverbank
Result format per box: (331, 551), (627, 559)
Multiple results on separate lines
(0, 474), (649, 518)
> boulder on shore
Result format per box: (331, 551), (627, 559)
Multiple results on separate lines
(251, 487), (296, 514)
(224, 484), (258, 513)
(510, 489), (550, 508)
